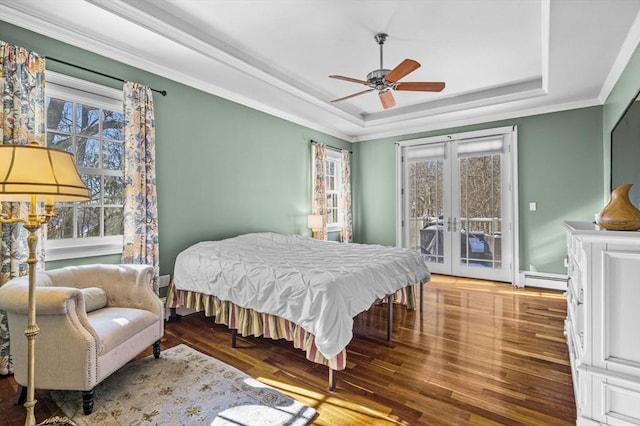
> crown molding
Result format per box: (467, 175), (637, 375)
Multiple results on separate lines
(598, 9), (640, 103)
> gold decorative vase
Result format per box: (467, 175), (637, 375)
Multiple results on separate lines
(596, 183), (640, 231)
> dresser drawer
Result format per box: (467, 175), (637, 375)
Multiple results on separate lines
(590, 374), (640, 425)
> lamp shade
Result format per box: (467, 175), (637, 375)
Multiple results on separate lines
(0, 143), (90, 202)
(307, 214), (323, 230)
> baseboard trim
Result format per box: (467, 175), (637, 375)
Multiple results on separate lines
(518, 271), (568, 291)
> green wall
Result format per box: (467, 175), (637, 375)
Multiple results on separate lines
(0, 22), (352, 276)
(354, 108), (604, 275)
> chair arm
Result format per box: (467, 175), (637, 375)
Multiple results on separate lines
(0, 279), (94, 317)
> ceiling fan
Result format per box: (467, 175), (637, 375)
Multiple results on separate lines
(329, 33), (445, 109)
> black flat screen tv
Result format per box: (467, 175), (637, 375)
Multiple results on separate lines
(611, 90), (640, 208)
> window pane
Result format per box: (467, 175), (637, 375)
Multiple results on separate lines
(104, 207), (124, 236)
(103, 140), (123, 170)
(77, 206), (100, 238)
(327, 160), (335, 176)
(81, 174), (101, 204)
(47, 206), (74, 240)
(328, 207), (338, 224)
(47, 133), (73, 153)
(76, 103), (100, 136)
(46, 98), (73, 132)
(104, 176), (123, 204)
(76, 137), (100, 168)
(102, 110), (124, 140)
(326, 194), (339, 224)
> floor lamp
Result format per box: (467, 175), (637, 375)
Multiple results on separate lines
(0, 142), (90, 426)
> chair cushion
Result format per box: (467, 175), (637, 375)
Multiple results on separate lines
(80, 287), (107, 312)
(87, 307), (160, 355)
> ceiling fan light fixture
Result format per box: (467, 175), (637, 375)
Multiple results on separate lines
(379, 90), (396, 109)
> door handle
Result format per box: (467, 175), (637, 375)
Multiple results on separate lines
(446, 217), (451, 232)
(452, 217), (458, 232)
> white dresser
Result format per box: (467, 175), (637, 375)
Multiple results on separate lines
(564, 221), (640, 425)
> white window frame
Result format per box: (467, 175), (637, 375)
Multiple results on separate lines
(45, 71), (124, 261)
(325, 150), (342, 232)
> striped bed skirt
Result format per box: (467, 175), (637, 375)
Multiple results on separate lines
(166, 281), (418, 371)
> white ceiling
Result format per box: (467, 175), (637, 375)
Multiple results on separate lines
(1, 0), (640, 142)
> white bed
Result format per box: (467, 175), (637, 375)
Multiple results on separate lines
(168, 232), (430, 387)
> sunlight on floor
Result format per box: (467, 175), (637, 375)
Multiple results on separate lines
(258, 377), (407, 425)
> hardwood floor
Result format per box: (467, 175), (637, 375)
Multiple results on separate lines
(0, 274), (575, 425)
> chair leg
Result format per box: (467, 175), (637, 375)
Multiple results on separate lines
(153, 340), (161, 359)
(82, 389), (94, 415)
(14, 384), (26, 405)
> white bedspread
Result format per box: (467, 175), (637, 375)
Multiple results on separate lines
(173, 232), (430, 359)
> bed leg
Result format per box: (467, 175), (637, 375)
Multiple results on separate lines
(420, 281), (424, 313)
(231, 329), (237, 348)
(328, 368), (336, 391)
(167, 307), (180, 323)
(387, 294), (393, 341)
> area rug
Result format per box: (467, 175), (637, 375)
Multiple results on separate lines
(50, 344), (316, 426)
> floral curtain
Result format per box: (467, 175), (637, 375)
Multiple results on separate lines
(341, 149), (353, 243)
(311, 143), (327, 240)
(121, 82), (159, 290)
(0, 41), (46, 375)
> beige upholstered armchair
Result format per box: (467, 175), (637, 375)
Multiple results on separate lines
(0, 264), (164, 415)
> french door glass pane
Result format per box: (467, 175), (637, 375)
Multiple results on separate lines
(408, 160), (444, 263)
(458, 154), (502, 269)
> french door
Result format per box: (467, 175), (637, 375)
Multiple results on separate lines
(397, 127), (517, 283)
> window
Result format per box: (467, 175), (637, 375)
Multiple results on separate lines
(325, 150), (342, 230)
(44, 72), (124, 260)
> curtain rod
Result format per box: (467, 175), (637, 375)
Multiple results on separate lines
(310, 139), (352, 154)
(47, 57), (167, 96)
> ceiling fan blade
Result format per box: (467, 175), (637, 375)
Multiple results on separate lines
(395, 82), (446, 92)
(329, 75), (372, 86)
(384, 59), (421, 83)
(379, 90), (396, 109)
(331, 88), (374, 103)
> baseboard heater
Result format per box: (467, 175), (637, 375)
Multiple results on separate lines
(519, 272), (568, 291)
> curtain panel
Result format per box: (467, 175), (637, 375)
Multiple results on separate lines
(121, 82), (160, 289)
(0, 40), (46, 375)
(341, 149), (353, 243)
(311, 144), (328, 240)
